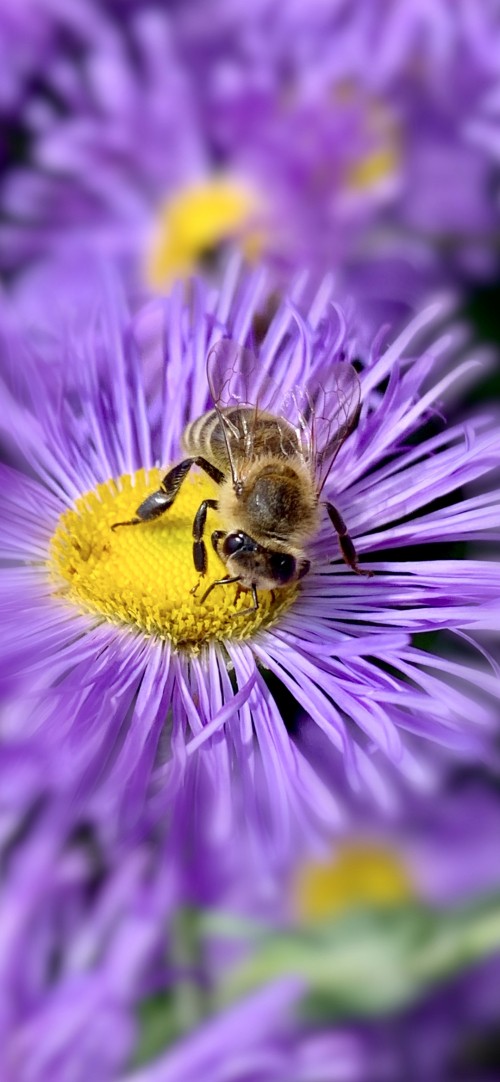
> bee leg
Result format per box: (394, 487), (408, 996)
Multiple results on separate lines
(112, 457), (224, 532)
(192, 499), (219, 575)
(199, 575), (241, 605)
(191, 531), (228, 595)
(193, 457), (225, 485)
(112, 459), (194, 531)
(232, 583), (259, 618)
(111, 489), (174, 531)
(325, 502), (372, 577)
(211, 530), (226, 555)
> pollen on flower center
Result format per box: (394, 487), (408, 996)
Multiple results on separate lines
(49, 469), (298, 649)
(146, 176), (263, 289)
(293, 843), (414, 922)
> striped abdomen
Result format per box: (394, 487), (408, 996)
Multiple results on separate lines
(182, 407), (301, 475)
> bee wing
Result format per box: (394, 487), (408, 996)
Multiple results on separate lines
(207, 341), (360, 492)
(207, 338), (284, 482)
(207, 338), (261, 411)
(284, 362), (361, 494)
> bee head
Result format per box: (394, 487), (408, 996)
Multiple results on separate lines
(222, 532), (309, 590)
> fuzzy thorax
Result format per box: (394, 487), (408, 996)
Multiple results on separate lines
(217, 456), (320, 552)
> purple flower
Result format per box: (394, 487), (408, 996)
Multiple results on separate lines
(287, 781), (500, 922)
(122, 980), (305, 1082)
(0, 2), (204, 277)
(173, 0), (500, 333)
(2, 0), (500, 336)
(0, 0), (99, 115)
(0, 780), (305, 1082)
(3, 779), (500, 1082)
(200, 780), (500, 1082)
(0, 796), (174, 1082)
(1, 264), (499, 860)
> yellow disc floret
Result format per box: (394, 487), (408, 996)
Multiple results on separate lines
(346, 145), (399, 192)
(49, 469), (298, 650)
(293, 842), (414, 922)
(146, 176), (263, 290)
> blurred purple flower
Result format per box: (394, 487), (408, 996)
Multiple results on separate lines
(0, 783), (304, 1082)
(0, 2), (204, 276)
(0, 0), (100, 114)
(3, 778), (500, 1080)
(2, 0), (499, 336)
(173, 0), (500, 333)
(0, 797), (174, 1082)
(284, 780), (500, 925)
(1, 265), (499, 859)
(122, 981), (306, 1082)
(202, 780), (500, 1082)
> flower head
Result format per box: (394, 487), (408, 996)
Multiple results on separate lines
(2, 0), (500, 335)
(0, 2), (205, 278)
(175, 0), (500, 332)
(1, 264), (500, 859)
(3, 772), (500, 1081)
(0, 794), (173, 1082)
(199, 781), (500, 1082)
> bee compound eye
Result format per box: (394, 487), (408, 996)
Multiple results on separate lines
(269, 552), (296, 584)
(223, 532), (248, 557)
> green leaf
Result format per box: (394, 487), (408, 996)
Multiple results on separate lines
(132, 993), (178, 1068)
(213, 896), (500, 1020)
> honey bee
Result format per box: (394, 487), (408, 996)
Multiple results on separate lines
(112, 339), (371, 614)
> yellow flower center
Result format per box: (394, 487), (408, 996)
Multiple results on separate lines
(146, 176), (263, 289)
(49, 469), (298, 650)
(334, 84), (399, 194)
(293, 843), (413, 922)
(346, 145), (399, 192)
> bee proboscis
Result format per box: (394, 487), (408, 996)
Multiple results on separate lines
(112, 339), (371, 615)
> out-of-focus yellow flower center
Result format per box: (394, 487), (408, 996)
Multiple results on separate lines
(347, 145), (399, 192)
(293, 843), (413, 922)
(146, 177), (263, 289)
(49, 469), (298, 650)
(334, 84), (399, 194)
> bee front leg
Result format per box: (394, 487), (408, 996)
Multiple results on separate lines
(191, 529), (227, 595)
(211, 530), (226, 556)
(325, 502), (372, 577)
(192, 499), (219, 575)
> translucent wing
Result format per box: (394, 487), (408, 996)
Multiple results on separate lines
(207, 338), (264, 412)
(207, 339), (360, 492)
(284, 362), (361, 493)
(207, 338), (287, 483)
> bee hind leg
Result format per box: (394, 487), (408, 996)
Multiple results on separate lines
(112, 459), (195, 531)
(325, 501), (372, 577)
